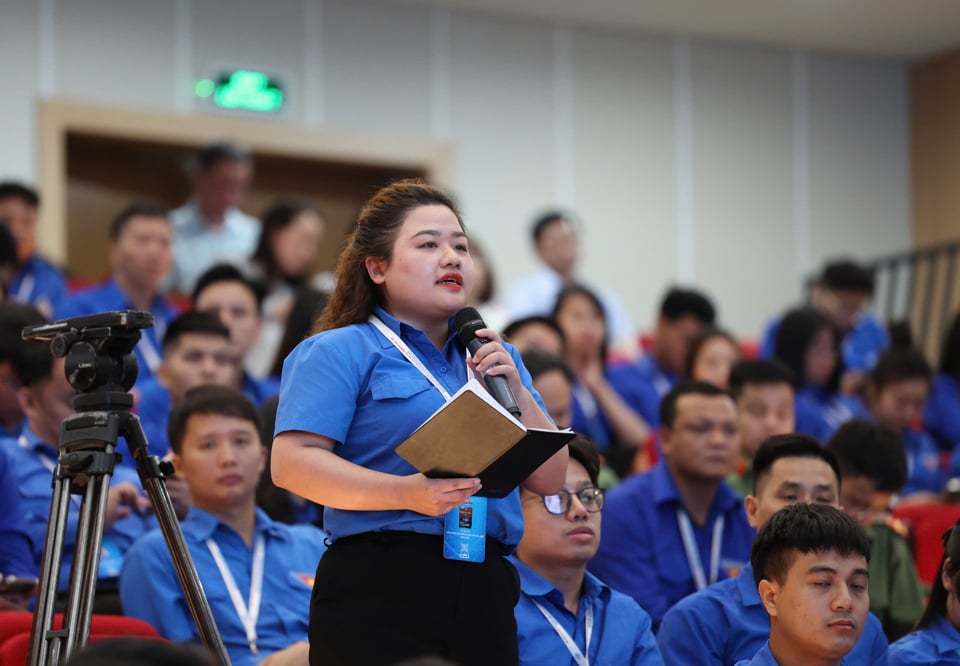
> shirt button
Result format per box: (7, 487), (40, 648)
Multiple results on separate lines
(439, 367), (448, 373)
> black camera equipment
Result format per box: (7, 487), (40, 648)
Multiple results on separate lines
(22, 310), (229, 666)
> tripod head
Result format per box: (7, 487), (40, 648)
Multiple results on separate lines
(22, 310), (154, 412)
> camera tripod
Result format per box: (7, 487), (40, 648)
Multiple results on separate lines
(23, 312), (229, 666)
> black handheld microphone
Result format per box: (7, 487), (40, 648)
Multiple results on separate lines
(454, 307), (522, 419)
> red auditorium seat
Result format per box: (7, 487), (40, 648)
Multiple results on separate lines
(893, 502), (960, 587)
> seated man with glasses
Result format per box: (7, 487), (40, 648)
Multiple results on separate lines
(510, 435), (664, 665)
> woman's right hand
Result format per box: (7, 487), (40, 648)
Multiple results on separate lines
(401, 474), (481, 516)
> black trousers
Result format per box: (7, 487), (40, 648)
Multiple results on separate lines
(308, 532), (520, 666)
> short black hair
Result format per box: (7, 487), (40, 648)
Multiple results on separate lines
(191, 263), (266, 310)
(162, 311), (231, 353)
(659, 287), (716, 325)
(728, 359), (795, 400)
(567, 434), (601, 487)
(868, 348), (932, 392)
(752, 433), (842, 496)
(185, 140), (251, 173)
(502, 316), (566, 346)
(168, 384), (260, 455)
(820, 259), (875, 295)
(108, 202), (169, 241)
(825, 419), (907, 493)
(530, 210), (574, 245)
(521, 349), (574, 384)
(751, 503), (870, 587)
(0, 303), (51, 385)
(659, 380), (730, 429)
(0, 182), (39, 208)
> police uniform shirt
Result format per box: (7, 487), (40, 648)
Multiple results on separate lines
(274, 306), (547, 547)
(657, 562), (889, 665)
(120, 506), (326, 666)
(587, 461), (754, 627)
(510, 556), (663, 666)
(889, 614), (960, 665)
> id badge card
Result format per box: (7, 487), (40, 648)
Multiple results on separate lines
(443, 496), (487, 563)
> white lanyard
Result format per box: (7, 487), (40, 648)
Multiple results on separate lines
(676, 508), (724, 590)
(14, 272), (34, 303)
(136, 335), (163, 373)
(206, 535), (265, 655)
(368, 315), (469, 400)
(531, 598), (593, 666)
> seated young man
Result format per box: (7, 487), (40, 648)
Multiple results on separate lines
(657, 434), (888, 665)
(726, 360), (796, 497)
(192, 263), (280, 403)
(826, 420), (926, 642)
(588, 382), (754, 628)
(511, 435), (662, 665)
(135, 311), (237, 464)
(120, 385), (327, 666)
(736, 502), (872, 666)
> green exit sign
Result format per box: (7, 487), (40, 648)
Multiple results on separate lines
(195, 70), (285, 114)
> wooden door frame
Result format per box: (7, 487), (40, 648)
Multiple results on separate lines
(38, 99), (455, 265)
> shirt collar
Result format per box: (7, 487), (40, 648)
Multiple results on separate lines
(509, 556), (609, 607)
(102, 278), (172, 315)
(930, 614), (960, 654)
(370, 306), (458, 350)
(20, 424), (56, 458)
(183, 506), (287, 543)
(650, 461), (742, 515)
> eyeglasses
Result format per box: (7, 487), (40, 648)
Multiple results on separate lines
(539, 487), (604, 515)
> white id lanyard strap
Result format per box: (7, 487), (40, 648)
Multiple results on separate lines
(14, 272), (34, 303)
(368, 315), (469, 400)
(531, 598), (592, 666)
(207, 536), (265, 655)
(676, 509), (725, 590)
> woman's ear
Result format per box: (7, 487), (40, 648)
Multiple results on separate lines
(365, 257), (387, 284)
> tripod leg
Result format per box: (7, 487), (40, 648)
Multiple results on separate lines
(28, 475), (74, 666)
(62, 470), (112, 655)
(125, 413), (230, 666)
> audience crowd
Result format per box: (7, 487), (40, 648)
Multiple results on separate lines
(3, 145), (960, 666)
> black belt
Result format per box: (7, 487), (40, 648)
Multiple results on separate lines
(333, 530), (513, 557)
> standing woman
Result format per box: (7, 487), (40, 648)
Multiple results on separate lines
(271, 180), (567, 666)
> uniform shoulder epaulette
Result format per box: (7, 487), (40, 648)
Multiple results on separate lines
(882, 514), (910, 539)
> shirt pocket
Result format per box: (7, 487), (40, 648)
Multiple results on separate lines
(369, 373), (434, 402)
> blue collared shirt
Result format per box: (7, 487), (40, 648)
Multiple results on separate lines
(794, 385), (867, 443)
(54, 278), (179, 387)
(10, 254), (67, 317)
(607, 355), (674, 430)
(901, 428), (945, 495)
(167, 202), (260, 294)
(926, 373), (960, 452)
(274, 306), (546, 547)
(7, 426), (154, 590)
(120, 507), (326, 666)
(889, 614), (960, 665)
(658, 562), (889, 665)
(586, 461), (754, 627)
(510, 556), (663, 666)
(0, 444), (36, 578)
(736, 640), (860, 666)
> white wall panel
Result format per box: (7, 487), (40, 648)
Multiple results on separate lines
(571, 27), (676, 331)
(322, 0), (433, 135)
(448, 12), (556, 294)
(0, 0), (42, 180)
(691, 42), (796, 336)
(54, 0), (176, 110)
(808, 56), (910, 268)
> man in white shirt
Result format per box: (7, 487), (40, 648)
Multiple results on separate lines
(167, 141), (260, 295)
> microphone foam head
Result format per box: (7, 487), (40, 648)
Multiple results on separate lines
(454, 307), (485, 343)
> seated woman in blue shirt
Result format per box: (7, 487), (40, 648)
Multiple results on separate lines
(552, 284), (652, 477)
(773, 307), (866, 442)
(925, 309), (960, 453)
(865, 348), (945, 498)
(270, 180), (568, 666)
(889, 518), (960, 665)
(511, 435), (662, 665)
